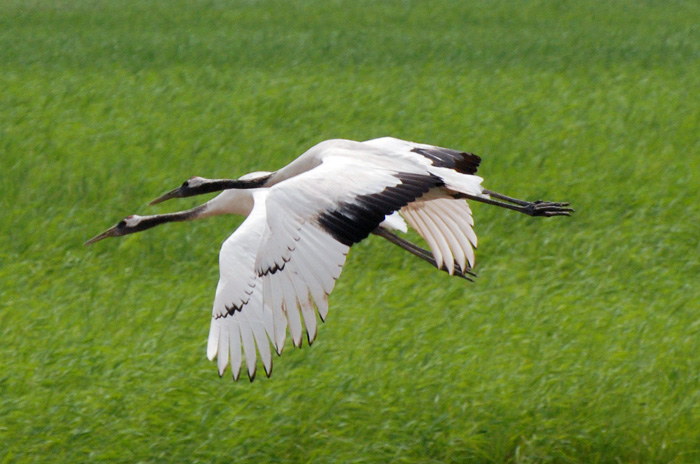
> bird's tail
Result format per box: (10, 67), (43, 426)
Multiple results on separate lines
(430, 166), (487, 199)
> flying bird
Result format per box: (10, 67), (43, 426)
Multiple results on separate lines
(86, 137), (572, 380)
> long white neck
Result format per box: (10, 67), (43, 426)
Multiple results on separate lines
(199, 188), (256, 217)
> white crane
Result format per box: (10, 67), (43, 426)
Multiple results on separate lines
(86, 137), (572, 381)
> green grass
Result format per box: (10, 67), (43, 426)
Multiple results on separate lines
(2, 0), (700, 462)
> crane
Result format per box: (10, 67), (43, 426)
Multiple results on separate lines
(86, 137), (572, 380)
(85, 176), (473, 278)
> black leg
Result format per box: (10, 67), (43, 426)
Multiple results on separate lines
(372, 228), (476, 281)
(459, 190), (574, 217)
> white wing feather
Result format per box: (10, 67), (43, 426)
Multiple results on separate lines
(380, 211), (408, 232)
(208, 191), (275, 381)
(401, 198), (478, 271)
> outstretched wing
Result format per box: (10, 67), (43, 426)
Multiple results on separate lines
(363, 137), (484, 196)
(255, 154), (445, 352)
(362, 137), (481, 176)
(401, 198), (477, 273)
(362, 137), (482, 272)
(207, 191), (274, 381)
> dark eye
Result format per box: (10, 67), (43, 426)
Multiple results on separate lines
(182, 180), (190, 188)
(117, 220), (126, 229)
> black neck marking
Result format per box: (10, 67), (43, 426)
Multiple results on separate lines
(200, 175), (272, 194)
(131, 205), (207, 233)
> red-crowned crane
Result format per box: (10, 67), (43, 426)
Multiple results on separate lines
(86, 137), (572, 381)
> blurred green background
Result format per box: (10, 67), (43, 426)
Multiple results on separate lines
(1, 1), (699, 462)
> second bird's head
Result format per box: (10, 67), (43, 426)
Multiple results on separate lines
(149, 176), (209, 205)
(84, 215), (153, 245)
(149, 172), (273, 206)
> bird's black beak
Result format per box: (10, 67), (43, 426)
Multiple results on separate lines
(84, 225), (121, 246)
(149, 186), (183, 205)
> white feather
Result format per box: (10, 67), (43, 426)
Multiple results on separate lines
(206, 319), (220, 361)
(299, 292), (318, 344)
(240, 304), (272, 377)
(426, 199), (475, 269)
(401, 207), (444, 269)
(217, 318), (230, 377)
(421, 212), (455, 274)
(236, 318), (256, 380)
(280, 272), (303, 348)
(380, 211), (408, 233)
(227, 318), (242, 381)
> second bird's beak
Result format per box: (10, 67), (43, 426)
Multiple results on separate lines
(84, 226), (120, 246)
(149, 186), (183, 205)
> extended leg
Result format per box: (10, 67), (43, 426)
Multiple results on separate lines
(372, 227), (476, 281)
(457, 190), (574, 217)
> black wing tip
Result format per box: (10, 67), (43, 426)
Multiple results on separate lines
(411, 147), (481, 175)
(317, 171), (443, 247)
(457, 153), (481, 175)
(259, 261), (286, 276)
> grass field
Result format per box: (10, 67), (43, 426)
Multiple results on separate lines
(2, 0), (700, 462)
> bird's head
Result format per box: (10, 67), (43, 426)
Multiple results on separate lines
(149, 172), (273, 206)
(84, 215), (148, 245)
(149, 176), (208, 205)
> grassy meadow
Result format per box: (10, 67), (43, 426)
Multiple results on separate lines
(1, 0), (699, 462)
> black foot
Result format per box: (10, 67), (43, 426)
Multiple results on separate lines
(460, 191), (574, 218)
(526, 201), (574, 217)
